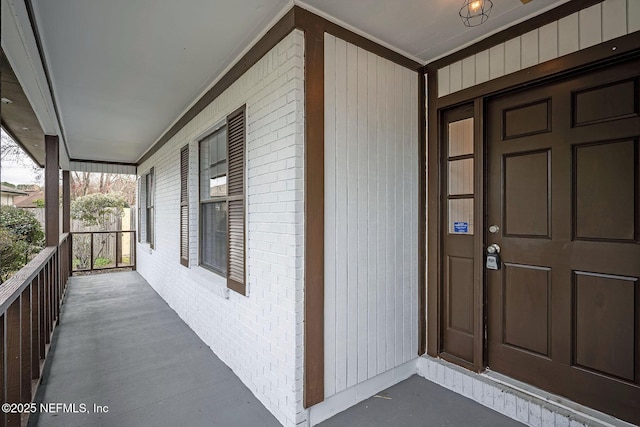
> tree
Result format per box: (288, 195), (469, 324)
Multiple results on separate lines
(70, 193), (129, 270)
(0, 206), (45, 283)
(71, 172), (136, 205)
(71, 193), (129, 227)
(1, 130), (43, 182)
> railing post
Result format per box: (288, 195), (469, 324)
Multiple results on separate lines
(133, 231), (137, 271)
(115, 232), (120, 268)
(6, 300), (21, 426)
(31, 276), (40, 380)
(20, 287), (31, 404)
(38, 270), (45, 358)
(90, 235), (94, 272)
(1, 313), (5, 427)
(45, 262), (51, 345)
(68, 234), (73, 277)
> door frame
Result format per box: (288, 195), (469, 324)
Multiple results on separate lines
(423, 30), (640, 369)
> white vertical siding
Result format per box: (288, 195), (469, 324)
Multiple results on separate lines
(324, 33), (419, 399)
(438, 0), (639, 97)
(69, 161), (136, 175)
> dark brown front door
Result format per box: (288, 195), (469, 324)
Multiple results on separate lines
(486, 58), (640, 424)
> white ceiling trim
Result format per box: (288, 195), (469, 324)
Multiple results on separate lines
(425, 0), (573, 64)
(1, 0), (69, 168)
(136, 0), (296, 163)
(295, 0), (424, 65)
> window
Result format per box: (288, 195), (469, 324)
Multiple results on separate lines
(137, 177), (142, 243)
(198, 106), (246, 294)
(180, 145), (189, 266)
(199, 126), (228, 274)
(145, 167), (155, 248)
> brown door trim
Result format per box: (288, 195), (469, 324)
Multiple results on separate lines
(418, 72), (427, 355)
(472, 97), (485, 370)
(424, 29), (640, 369)
(425, 67), (440, 357)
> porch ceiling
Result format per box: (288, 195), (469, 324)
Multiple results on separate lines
(28, 0), (290, 164)
(301, 0), (570, 62)
(9, 0), (566, 165)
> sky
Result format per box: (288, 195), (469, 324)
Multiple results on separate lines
(0, 128), (43, 186)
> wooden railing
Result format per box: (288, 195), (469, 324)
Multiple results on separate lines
(70, 231), (136, 272)
(0, 233), (70, 426)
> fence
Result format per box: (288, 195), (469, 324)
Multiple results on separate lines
(70, 231), (136, 272)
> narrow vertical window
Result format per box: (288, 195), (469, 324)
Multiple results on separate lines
(226, 105), (246, 295)
(180, 145), (189, 266)
(137, 177), (142, 243)
(146, 167), (155, 248)
(199, 126), (228, 274)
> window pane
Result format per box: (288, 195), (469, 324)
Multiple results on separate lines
(448, 158), (474, 195)
(200, 127), (228, 200)
(448, 117), (474, 157)
(449, 198), (474, 235)
(201, 201), (227, 274)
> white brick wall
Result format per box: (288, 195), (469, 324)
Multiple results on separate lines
(136, 30), (306, 427)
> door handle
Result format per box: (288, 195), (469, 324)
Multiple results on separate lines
(487, 243), (501, 254)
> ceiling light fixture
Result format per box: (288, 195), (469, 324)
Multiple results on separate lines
(459, 0), (493, 27)
(1, 97), (14, 104)
(21, 127), (30, 131)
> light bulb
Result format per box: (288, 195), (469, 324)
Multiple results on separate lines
(470, 0), (482, 12)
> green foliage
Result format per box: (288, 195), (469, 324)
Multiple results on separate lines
(33, 199), (45, 208)
(71, 193), (129, 227)
(1, 181), (16, 188)
(0, 206), (44, 245)
(94, 257), (113, 268)
(0, 229), (28, 282)
(0, 206), (44, 283)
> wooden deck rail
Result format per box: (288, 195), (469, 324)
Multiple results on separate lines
(0, 233), (70, 427)
(70, 231), (136, 272)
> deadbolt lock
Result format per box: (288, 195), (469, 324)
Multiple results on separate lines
(486, 243), (501, 270)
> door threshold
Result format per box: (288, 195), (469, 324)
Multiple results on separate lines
(417, 356), (633, 427)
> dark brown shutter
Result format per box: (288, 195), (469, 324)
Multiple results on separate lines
(137, 177), (141, 243)
(147, 167), (155, 249)
(226, 105), (246, 295)
(180, 145), (189, 267)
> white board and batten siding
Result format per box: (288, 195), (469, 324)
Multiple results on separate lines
(438, 0), (640, 97)
(323, 33), (419, 399)
(69, 160), (136, 175)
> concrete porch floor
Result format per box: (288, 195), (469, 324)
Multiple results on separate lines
(30, 271), (521, 427)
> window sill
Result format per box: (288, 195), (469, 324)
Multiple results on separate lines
(194, 265), (230, 299)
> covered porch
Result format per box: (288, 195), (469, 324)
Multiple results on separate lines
(29, 271), (519, 427)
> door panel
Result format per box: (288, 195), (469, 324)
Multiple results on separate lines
(486, 58), (640, 425)
(441, 106), (477, 366)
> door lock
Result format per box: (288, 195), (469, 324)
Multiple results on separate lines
(486, 244), (501, 270)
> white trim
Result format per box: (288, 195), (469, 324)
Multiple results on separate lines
(416, 356), (634, 427)
(308, 359), (418, 426)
